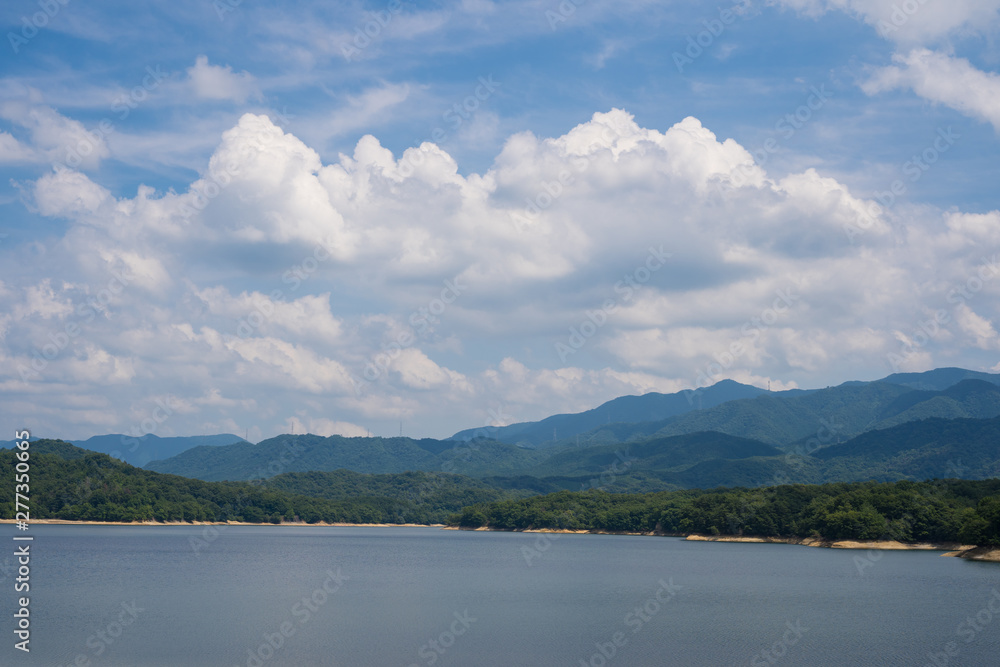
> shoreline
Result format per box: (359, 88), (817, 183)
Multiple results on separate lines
(0, 519), (443, 528)
(7, 520), (998, 561)
(447, 526), (1000, 562)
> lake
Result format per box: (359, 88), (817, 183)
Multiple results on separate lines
(2, 525), (998, 666)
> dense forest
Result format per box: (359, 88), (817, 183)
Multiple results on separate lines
(0, 441), (512, 524)
(448, 479), (1000, 545)
(5, 440), (1000, 547)
(139, 414), (1000, 492)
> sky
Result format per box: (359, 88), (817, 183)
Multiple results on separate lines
(1, 0), (999, 442)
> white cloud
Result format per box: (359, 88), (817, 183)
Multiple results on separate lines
(33, 168), (111, 218)
(0, 101), (109, 169)
(320, 82), (412, 137)
(773, 0), (1000, 44)
(862, 49), (1000, 132)
(391, 348), (471, 391)
(4, 109), (1000, 438)
(954, 304), (999, 350)
(193, 286), (343, 342)
(186, 55), (261, 103)
(15, 280), (74, 320)
(285, 416), (367, 438)
(225, 334), (354, 394)
(0, 131), (36, 163)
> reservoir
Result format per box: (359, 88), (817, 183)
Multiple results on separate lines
(3, 525), (998, 666)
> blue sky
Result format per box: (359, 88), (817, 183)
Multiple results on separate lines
(2, 0), (999, 442)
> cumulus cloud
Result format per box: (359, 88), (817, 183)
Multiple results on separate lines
(186, 55), (261, 103)
(285, 416), (367, 438)
(3, 109), (999, 439)
(33, 168), (112, 217)
(320, 81), (412, 137)
(773, 0), (1000, 44)
(862, 49), (1000, 132)
(0, 101), (110, 169)
(954, 304), (999, 350)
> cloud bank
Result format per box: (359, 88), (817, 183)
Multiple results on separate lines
(3, 109), (998, 440)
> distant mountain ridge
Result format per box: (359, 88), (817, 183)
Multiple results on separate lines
(453, 368), (1000, 449)
(137, 415), (1000, 493)
(143, 434), (550, 482)
(451, 379), (772, 447)
(11, 367), (1000, 494)
(0, 433), (243, 467)
(880, 367), (1000, 391)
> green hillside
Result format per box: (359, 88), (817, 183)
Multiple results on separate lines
(144, 433), (549, 481)
(449, 479), (1000, 546)
(562, 379), (1000, 449)
(0, 441), (521, 524)
(6, 440), (1000, 548)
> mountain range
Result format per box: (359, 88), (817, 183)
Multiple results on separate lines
(0, 433), (243, 468)
(9, 367), (1000, 496)
(452, 367), (1000, 448)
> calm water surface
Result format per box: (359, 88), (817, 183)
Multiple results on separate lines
(2, 525), (998, 666)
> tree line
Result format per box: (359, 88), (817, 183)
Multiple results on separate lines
(0, 443), (505, 524)
(5, 441), (1000, 545)
(448, 479), (1000, 545)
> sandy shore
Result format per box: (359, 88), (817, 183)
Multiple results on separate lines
(941, 546), (1000, 562)
(448, 526), (1000, 561)
(684, 534), (998, 561)
(0, 519), (443, 527)
(7, 520), (998, 561)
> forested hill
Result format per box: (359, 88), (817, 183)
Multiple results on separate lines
(0, 440), (531, 524)
(139, 416), (1000, 492)
(8, 441), (1000, 549)
(450, 378), (771, 446)
(448, 480), (1000, 546)
(451, 370), (1000, 449)
(143, 433), (549, 481)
